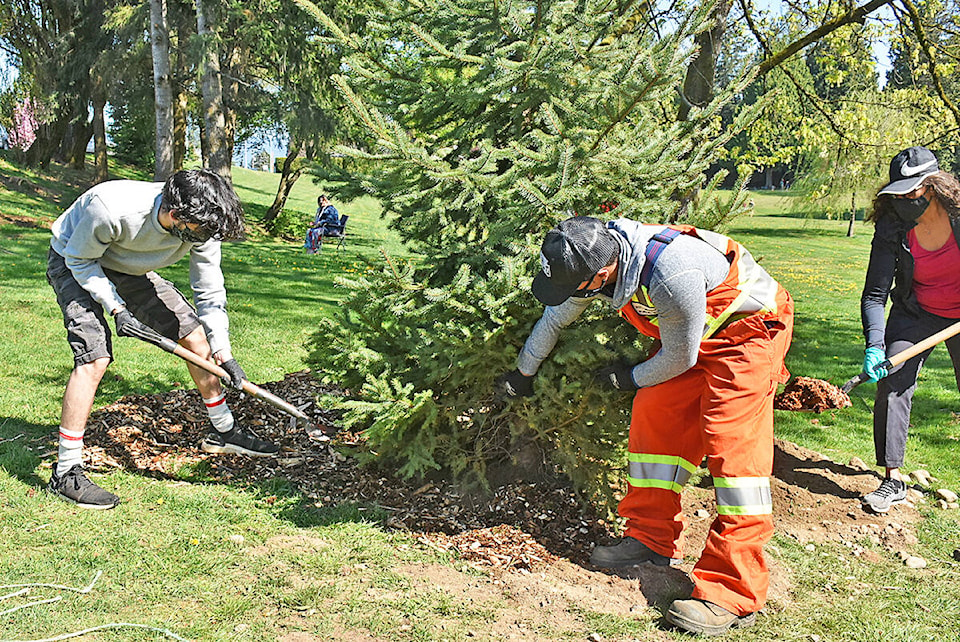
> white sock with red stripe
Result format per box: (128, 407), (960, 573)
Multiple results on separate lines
(203, 392), (235, 433)
(56, 427), (84, 476)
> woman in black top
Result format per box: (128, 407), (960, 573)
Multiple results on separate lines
(859, 146), (960, 513)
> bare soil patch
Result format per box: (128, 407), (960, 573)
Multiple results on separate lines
(82, 371), (927, 634)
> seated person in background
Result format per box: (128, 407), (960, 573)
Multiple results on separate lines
(305, 195), (341, 253)
(316, 195), (340, 232)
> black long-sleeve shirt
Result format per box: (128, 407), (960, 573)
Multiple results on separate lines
(861, 213), (960, 349)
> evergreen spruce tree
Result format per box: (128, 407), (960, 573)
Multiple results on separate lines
(295, 0), (762, 508)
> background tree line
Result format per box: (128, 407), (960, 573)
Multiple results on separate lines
(2, 0), (957, 223)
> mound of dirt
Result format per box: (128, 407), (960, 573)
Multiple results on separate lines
(81, 371), (928, 628)
(774, 376), (852, 412)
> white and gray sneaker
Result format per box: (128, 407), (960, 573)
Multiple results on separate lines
(862, 478), (907, 513)
(200, 425), (279, 456)
(47, 465), (120, 509)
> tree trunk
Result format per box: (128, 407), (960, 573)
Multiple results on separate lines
(173, 89), (188, 170)
(92, 72), (109, 184)
(222, 45), (242, 171)
(173, 18), (190, 170)
(150, 0), (175, 180)
(847, 191), (857, 237)
(195, 0), (231, 181)
(678, 0), (734, 121)
(25, 114), (69, 169)
(69, 97), (93, 169)
(264, 138), (304, 229)
(67, 117), (93, 170)
(764, 167), (774, 190)
(55, 93), (92, 169)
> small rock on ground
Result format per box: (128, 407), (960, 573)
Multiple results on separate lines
(936, 488), (958, 503)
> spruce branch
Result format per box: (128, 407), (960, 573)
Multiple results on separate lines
(588, 73), (663, 154)
(408, 23), (484, 65)
(380, 248), (402, 281)
(331, 75), (395, 144)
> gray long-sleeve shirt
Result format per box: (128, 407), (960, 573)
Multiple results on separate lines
(517, 219), (730, 388)
(50, 180), (232, 355)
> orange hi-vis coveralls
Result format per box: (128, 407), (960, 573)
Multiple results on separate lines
(619, 225), (793, 616)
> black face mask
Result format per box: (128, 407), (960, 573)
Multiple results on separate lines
(890, 195), (930, 222)
(169, 222), (211, 244)
(574, 274), (609, 298)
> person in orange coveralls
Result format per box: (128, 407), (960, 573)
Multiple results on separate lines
(499, 215), (793, 636)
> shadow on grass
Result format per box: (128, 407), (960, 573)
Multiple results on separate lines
(32, 364), (193, 403)
(735, 225), (855, 240)
(254, 477), (390, 528)
(0, 417), (51, 488)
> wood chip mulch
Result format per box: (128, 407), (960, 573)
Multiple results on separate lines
(773, 376), (852, 413)
(82, 371), (611, 571)
(419, 525), (558, 572)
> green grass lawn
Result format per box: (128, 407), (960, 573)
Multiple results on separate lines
(1, 165), (959, 641)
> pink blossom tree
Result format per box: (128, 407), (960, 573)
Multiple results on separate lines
(8, 98), (39, 151)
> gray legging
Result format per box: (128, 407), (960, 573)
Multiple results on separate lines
(874, 306), (960, 468)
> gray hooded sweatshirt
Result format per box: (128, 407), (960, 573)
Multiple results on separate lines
(50, 180), (232, 355)
(517, 218), (730, 388)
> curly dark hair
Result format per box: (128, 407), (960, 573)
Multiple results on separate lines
(162, 169), (245, 240)
(868, 170), (960, 223)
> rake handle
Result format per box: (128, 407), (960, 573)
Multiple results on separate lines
(841, 319), (960, 394)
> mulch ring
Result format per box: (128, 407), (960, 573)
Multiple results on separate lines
(83, 371), (611, 572)
(81, 371), (923, 576)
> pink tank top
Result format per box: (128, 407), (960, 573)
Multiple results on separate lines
(908, 227), (960, 317)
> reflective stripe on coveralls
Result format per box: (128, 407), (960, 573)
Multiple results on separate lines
(713, 477), (773, 516)
(628, 453), (698, 493)
(628, 459), (774, 516)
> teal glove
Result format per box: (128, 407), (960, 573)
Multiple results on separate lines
(863, 347), (889, 383)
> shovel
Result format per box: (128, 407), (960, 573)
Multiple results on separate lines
(840, 319), (960, 394)
(123, 323), (330, 442)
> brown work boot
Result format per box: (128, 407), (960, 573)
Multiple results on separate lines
(665, 598), (756, 636)
(589, 536), (681, 568)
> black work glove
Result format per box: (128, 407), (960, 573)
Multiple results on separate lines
(498, 369), (535, 398)
(219, 358), (248, 390)
(114, 308), (155, 341)
(595, 363), (639, 391)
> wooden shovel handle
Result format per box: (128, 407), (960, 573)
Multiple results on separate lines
(885, 319), (960, 368)
(841, 319), (960, 394)
(127, 327), (327, 440)
(169, 344), (313, 425)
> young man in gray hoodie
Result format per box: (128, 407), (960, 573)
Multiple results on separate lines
(46, 169), (277, 509)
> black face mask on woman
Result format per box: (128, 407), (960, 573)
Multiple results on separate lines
(890, 195), (930, 222)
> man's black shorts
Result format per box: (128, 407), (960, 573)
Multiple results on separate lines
(46, 248), (202, 366)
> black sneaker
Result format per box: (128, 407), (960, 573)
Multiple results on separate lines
(862, 478), (907, 513)
(200, 425), (279, 456)
(47, 465), (120, 510)
(589, 536), (681, 568)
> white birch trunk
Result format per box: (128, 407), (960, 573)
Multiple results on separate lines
(150, 0), (175, 180)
